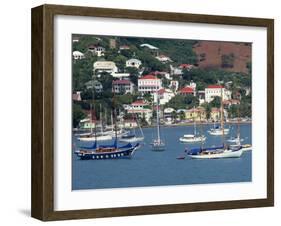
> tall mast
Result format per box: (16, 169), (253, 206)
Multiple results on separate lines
(193, 106), (196, 135)
(99, 103), (103, 133)
(90, 103), (93, 134)
(237, 104), (241, 145)
(91, 79), (97, 144)
(156, 92), (160, 142)
(112, 90), (118, 142)
(220, 85), (225, 147)
(200, 111), (204, 149)
(111, 110), (114, 132)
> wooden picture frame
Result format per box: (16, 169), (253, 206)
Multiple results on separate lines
(31, 4), (274, 221)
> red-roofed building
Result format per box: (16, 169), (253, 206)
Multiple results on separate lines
(223, 99), (240, 108)
(138, 74), (162, 94)
(127, 99), (152, 124)
(112, 79), (134, 94)
(131, 99), (147, 107)
(153, 88), (175, 105)
(178, 86), (195, 96)
(207, 85), (224, 89)
(205, 85), (231, 103)
(179, 64), (194, 70)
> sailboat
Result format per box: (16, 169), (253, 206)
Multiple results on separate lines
(227, 111), (252, 152)
(77, 104), (112, 142)
(187, 85), (243, 159)
(179, 107), (206, 143)
(119, 115), (144, 143)
(208, 120), (229, 135)
(75, 95), (140, 160)
(150, 94), (165, 151)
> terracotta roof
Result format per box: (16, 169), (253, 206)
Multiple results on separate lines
(112, 80), (131, 85)
(139, 74), (159, 80)
(131, 100), (147, 105)
(179, 86), (194, 93)
(207, 85), (224, 89)
(179, 64), (194, 69)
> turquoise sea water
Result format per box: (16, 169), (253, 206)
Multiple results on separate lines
(72, 123), (252, 190)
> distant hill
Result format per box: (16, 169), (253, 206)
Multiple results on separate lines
(193, 41), (251, 74)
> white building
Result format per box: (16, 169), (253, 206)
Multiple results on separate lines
(112, 80), (134, 94)
(155, 54), (173, 63)
(205, 85), (231, 103)
(112, 73), (130, 79)
(126, 58), (142, 68)
(197, 90), (205, 105)
(152, 71), (172, 80)
(170, 65), (183, 76)
(93, 61), (118, 76)
(153, 88), (175, 105)
(88, 45), (105, 57)
(127, 100), (152, 124)
(189, 81), (197, 91)
(85, 80), (103, 93)
(169, 80), (179, 91)
(138, 74), (162, 94)
(123, 120), (138, 129)
(72, 51), (85, 60)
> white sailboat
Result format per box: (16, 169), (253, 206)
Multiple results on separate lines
(179, 108), (206, 143)
(77, 104), (112, 142)
(208, 120), (229, 135)
(151, 94), (165, 151)
(119, 115), (144, 143)
(189, 85), (243, 159)
(228, 114), (252, 152)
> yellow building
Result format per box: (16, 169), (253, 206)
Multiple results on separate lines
(210, 108), (220, 122)
(185, 107), (206, 121)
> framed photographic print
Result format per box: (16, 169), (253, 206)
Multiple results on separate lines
(31, 4), (274, 221)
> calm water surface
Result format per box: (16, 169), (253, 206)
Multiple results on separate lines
(72, 123), (252, 190)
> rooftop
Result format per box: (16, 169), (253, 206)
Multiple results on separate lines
(179, 86), (194, 93)
(112, 80), (132, 85)
(140, 43), (159, 50)
(131, 100), (147, 105)
(179, 64), (194, 69)
(207, 85), (224, 89)
(139, 74), (159, 80)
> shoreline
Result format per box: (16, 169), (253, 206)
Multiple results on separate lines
(141, 121), (252, 129)
(74, 121), (252, 132)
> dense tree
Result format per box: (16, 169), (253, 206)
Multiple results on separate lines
(202, 103), (212, 120)
(210, 96), (221, 108)
(165, 94), (199, 110)
(73, 103), (86, 128)
(125, 67), (139, 86)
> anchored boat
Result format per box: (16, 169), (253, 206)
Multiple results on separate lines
(179, 111), (206, 143)
(76, 140), (140, 160)
(151, 93), (165, 151)
(187, 84), (243, 159)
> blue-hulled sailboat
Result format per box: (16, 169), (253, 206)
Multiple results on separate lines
(75, 92), (140, 160)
